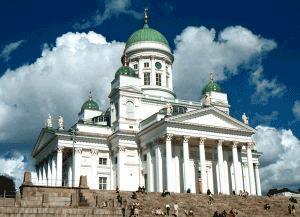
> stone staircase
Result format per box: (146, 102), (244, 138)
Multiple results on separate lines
(0, 185), (297, 216)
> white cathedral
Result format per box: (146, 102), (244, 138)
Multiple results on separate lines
(32, 10), (262, 196)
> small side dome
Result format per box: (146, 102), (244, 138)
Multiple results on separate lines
(115, 66), (137, 78)
(81, 94), (100, 112)
(202, 73), (222, 94)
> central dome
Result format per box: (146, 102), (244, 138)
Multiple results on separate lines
(125, 24), (170, 49)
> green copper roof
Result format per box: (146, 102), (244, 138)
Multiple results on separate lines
(125, 24), (170, 49)
(202, 80), (222, 94)
(81, 97), (99, 112)
(115, 66), (138, 78)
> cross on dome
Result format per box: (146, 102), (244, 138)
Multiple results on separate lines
(144, 8), (148, 26)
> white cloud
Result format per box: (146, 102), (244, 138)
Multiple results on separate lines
(292, 100), (300, 120)
(173, 26), (281, 102)
(0, 151), (34, 189)
(253, 125), (300, 192)
(254, 111), (278, 125)
(250, 67), (286, 104)
(0, 40), (25, 62)
(73, 0), (142, 30)
(0, 31), (124, 144)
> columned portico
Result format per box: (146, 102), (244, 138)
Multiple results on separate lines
(232, 142), (240, 193)
(199, 137), (207, 194)
(254, 163), (262, 196)
(165, 134), (173, 191)
(247, 143), (256, 195)
(47, 157), (52, 186)
(183, 136), (190, 191)
(51, 154), (57, 186)
(217, 140), (225, 194)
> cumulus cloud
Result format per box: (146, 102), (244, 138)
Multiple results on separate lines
(250, 67), (286, 104)
(0, 151), (34, 189)
(0, 31), (124, 145)
(0, 40), (25, 62)
(292, 100), (300, 120)
(253, 125), (300, 192)
(73, 0), (142, 30)
(173, 26), (282, 102)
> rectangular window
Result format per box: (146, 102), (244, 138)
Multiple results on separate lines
(144, 62), (149, 68)
(166, 75), (169, 88)
(143, 154), (147, 161)
(99, 158), (107, 165)
(99, 177), (107, 190)
(144, 72), (150, 85)
(114, 157), (118, 164)
(133, 64), (138, 70)
(156, 73), (162, 86)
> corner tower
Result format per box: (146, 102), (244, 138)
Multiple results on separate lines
(124, 9), (175, 99)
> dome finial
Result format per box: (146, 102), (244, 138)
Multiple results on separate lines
(144, 8), (149, 27)
(89, 90), (92, 101)
(210, 72), (214, 81)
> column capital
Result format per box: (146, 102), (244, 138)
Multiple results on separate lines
(166, 133), (173, 141)
(232, 141), (239, 148)
(199, 137), (206, 145)
(183, 135), (190, 143)
(247, 142), (255, 149)
(254, 163), (260, 169)
(117, 145), (126, 153)
(217, 139), (224, 146)
(57, 146), (64, 153)
(75, 147), (82, 154)
(90, 149), (98, 156)
(242, 162), (248, 166)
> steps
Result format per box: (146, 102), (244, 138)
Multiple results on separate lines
(0, 186), (297, 216)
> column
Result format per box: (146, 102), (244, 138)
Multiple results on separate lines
(254, 163), (262, 196)
(91, 149), (98, 189)
(155, 144), (163, 192)
(74, 148), (82, 187)
(217, 140), (225, 194)
(42, 161), (47, 186)
(166, 134), (173, 191)
(232, 142), (240, 194)
(51, 155), (57, 186)
(56, 146), (63, 186)
(183, 136), (190, 191)
(146, 149), (154, 192)
(117, 146), (126, 190)
(247, 143), (256, 195)
(68, 165), (72, 187)
(47, 157), (52, 186)
(199, 137), (207, 194)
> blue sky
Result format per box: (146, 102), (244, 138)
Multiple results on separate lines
(0, 0), (299, 191)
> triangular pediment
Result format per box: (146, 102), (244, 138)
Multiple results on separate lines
(167, 107), (255, 133)
(32, 128), (56, 156)
(119, 85), (142, 93)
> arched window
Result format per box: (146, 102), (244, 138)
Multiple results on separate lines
(126, 101), (135, 119)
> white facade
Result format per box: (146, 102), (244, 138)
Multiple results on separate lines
(32, 18), (262, 196)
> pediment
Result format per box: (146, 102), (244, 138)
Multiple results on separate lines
(167, 107), (255, 133)
(32, 128), (56, 156)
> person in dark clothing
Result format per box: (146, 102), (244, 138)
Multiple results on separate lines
(121, 207), (126, 217)
(186, 188), (191, 193)
(161, 188), (170, 197)
(207, 189), (212, 195)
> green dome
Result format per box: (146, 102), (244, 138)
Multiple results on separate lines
(81, 98), (99, 112)
(115, 66), (138, 78)
(202, 80), (222, 94)
(125, 24), (169, 49)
